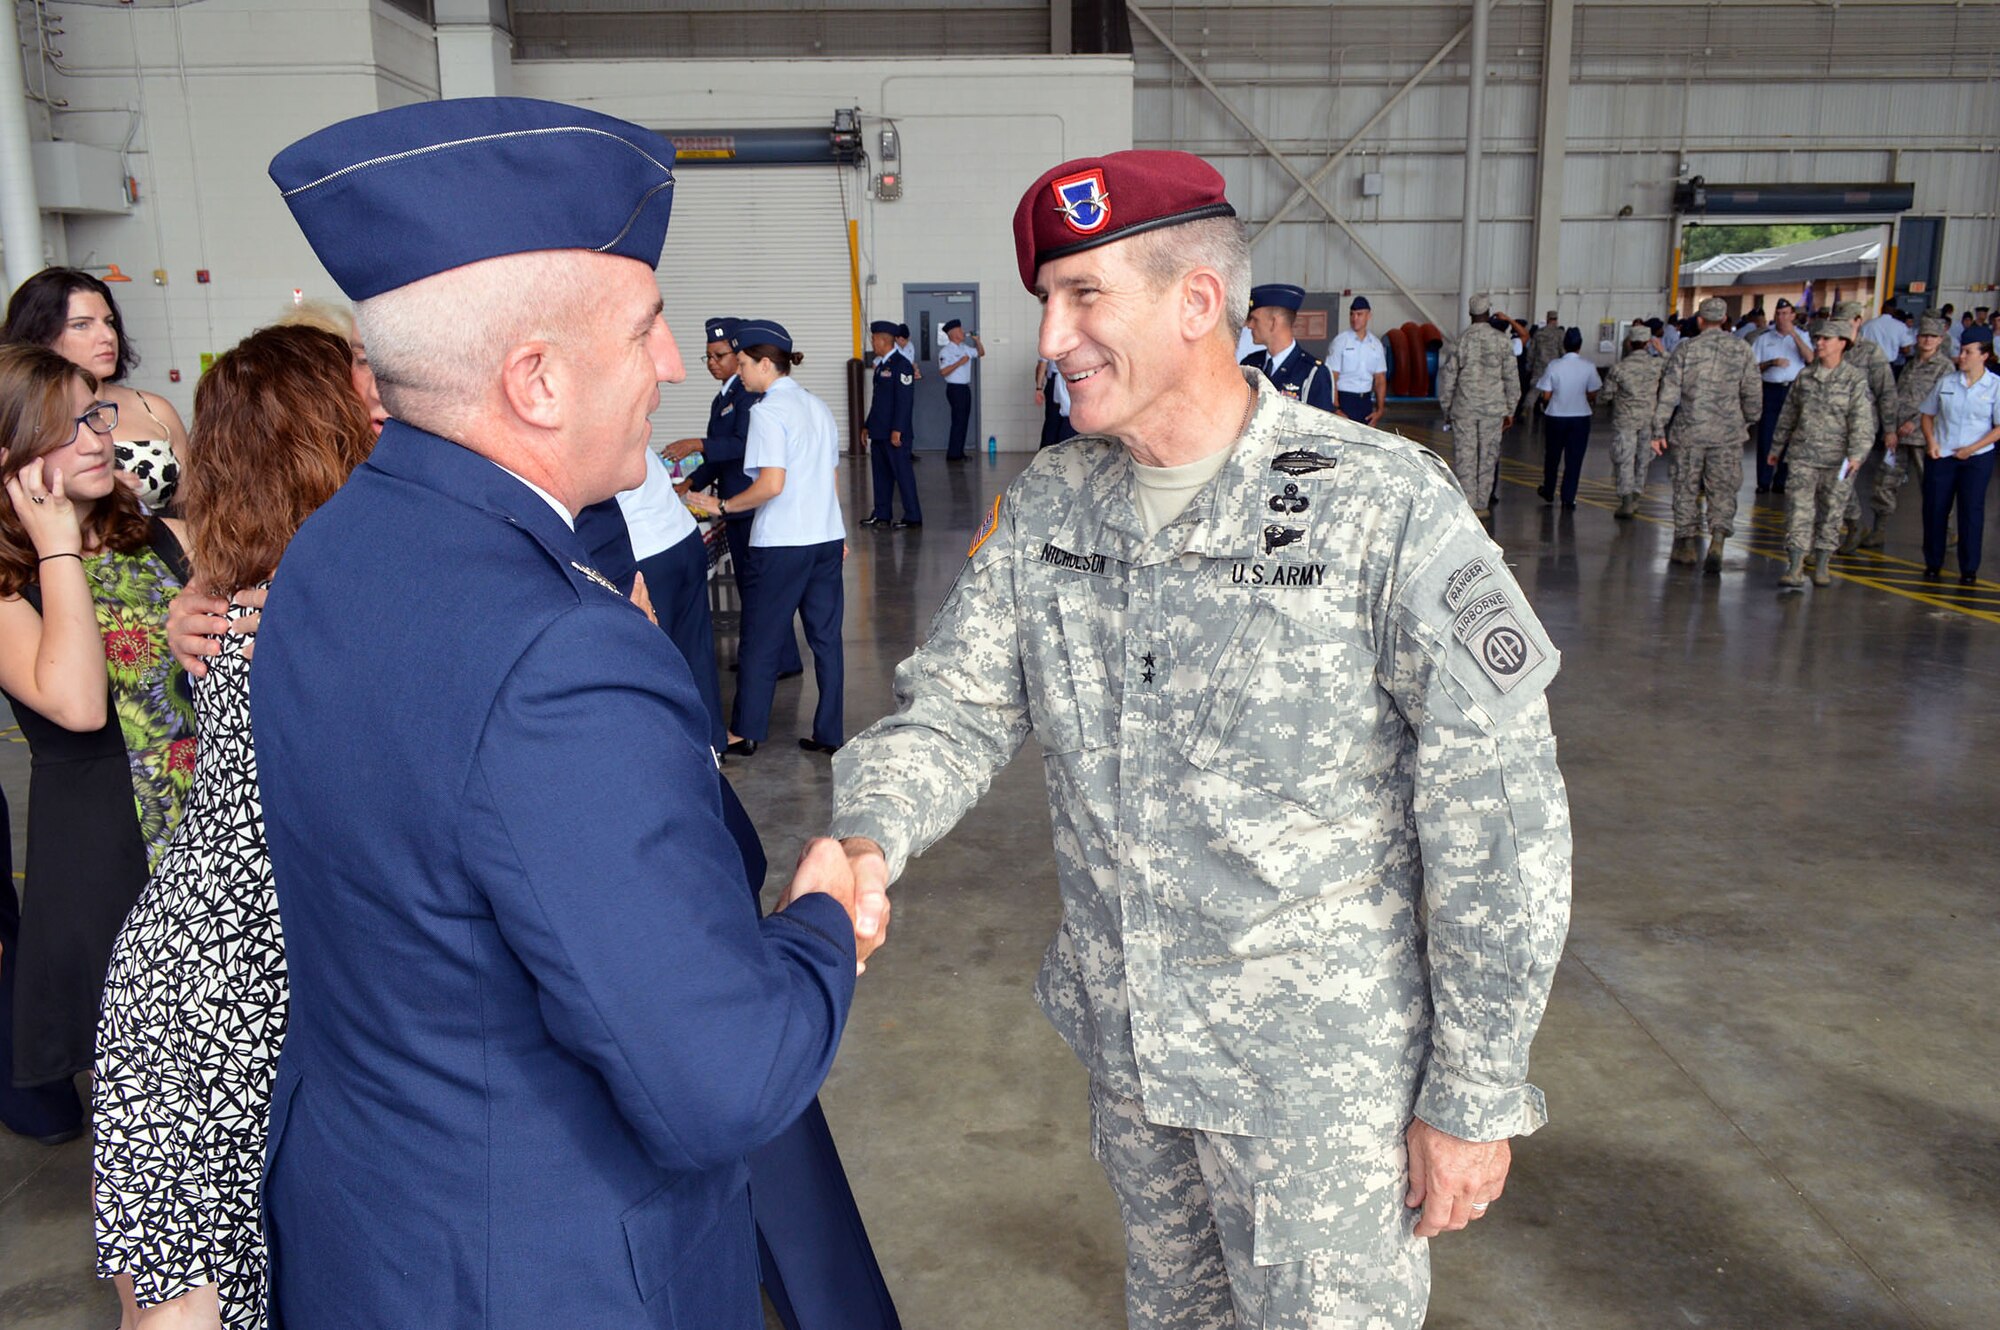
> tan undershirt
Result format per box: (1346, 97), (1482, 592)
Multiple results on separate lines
(1130, 442), (1237, 536)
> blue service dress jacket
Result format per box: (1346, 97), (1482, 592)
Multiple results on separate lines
(1242, 342), (1335, 413)
(250, 420), (858, 1330)
(685, 376), (760, 511)
(863, 355), (915, 441)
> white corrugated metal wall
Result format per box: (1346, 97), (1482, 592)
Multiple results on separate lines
(1133, 0), (2000, 351)
(649, 166), (855, 449)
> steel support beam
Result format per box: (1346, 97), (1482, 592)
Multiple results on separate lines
(1127, 1), (1441, 327)
(1456, 0), (1490, 331)
(1528, 0), (1574, 320)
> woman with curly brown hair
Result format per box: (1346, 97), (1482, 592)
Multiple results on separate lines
(0, 343), (194, 1153)
(92, 323), (375, 1330)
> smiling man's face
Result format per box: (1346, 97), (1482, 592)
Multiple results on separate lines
(1034, 241), (1199, 442)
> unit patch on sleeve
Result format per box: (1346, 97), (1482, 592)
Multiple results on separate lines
(1443, 558), (1495, 611)
(967, 494), (1004, 558)
(1464, 609), (1545, 692)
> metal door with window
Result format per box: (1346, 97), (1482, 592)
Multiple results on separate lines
(903, 285), (979, 453)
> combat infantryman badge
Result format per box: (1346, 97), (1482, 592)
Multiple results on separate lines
(1270, 448), (1339, 477)
(1051, 169), (1112, 235)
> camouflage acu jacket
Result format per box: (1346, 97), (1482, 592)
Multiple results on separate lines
(1598, 350), (1667, 435)
(1895, 351), (1954, 430)
(1772, 360), (1876, 469)
(1649, 328), (1761, 446)
(1846, 336), (1897, 442)
(1437, 320), (1517, 421)
(831, 372), (1572, 1143)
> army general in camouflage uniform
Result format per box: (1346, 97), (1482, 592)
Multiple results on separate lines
(1769, 319), (1877, 589)
(1649, 295), (1762, 572)
(1597, 323), (1667, 518)
(1435, 293), (1517, 518)
(828, 152), (1573, 1330)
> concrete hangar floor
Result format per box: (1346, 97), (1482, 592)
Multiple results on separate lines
(3, 408), (1996, 1329)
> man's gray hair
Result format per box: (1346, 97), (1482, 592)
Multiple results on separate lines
(1125, 216), (1253, 341)
(356, 250), (603, 440)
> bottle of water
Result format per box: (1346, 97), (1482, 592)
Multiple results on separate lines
(987, 434), (998, 459)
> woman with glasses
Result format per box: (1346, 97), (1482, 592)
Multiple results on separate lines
(5, 268), (191, 511)
(0, 343), (194, 1152)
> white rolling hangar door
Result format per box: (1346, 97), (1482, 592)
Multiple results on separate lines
(647, 167), (854, 454)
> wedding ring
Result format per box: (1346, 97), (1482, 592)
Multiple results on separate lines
(30, 495), (45, 504)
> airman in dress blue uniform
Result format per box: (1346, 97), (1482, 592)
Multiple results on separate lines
(254, 97), (877, 1330)
(860, 319), (920, 527)
(1240, 282), (1334, 413)
(682, 318), (805, 678)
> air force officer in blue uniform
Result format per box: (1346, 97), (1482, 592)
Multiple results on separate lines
(860, 319), (919, 527)
(1241, 282), (1334, 412)
(254, 98), (879, 1329)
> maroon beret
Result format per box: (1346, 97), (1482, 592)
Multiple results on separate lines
(1012, 150), (1236, 291)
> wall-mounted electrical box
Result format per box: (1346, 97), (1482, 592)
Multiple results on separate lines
(31, 141), (131, 215)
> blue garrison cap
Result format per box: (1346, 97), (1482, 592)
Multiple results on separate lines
(1350, 295), (1371, 312)
(705, 317), (740, 344)
(942, 318), (963, 333)
(869, 319), (897, 335)
(895, 323), (910, 338)
(270, 97), (677, 302)
(732, 319), (792, 354)
(1249, 283), (1305, 312)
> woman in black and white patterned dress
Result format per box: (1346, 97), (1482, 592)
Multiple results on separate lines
(94, 324), (377, 1329)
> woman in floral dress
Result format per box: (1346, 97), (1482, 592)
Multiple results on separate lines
(0, 343), (193, 1143)
(93, 325), (375, 1330)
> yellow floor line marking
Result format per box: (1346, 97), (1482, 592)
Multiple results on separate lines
(1409, 428), (2000, 623)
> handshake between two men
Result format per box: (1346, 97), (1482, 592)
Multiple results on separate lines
(781, 836), (891, 973)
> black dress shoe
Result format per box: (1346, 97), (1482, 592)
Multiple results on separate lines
(891, 519), (922, 529)
(1922, 567), (1942, 581)
(798, 738), (841, 754)
(725, 738), (758, 756)
(1961, 572), (1979, 586)
(1561, 502), (1576, 511)
(1536, 486), (1553, 503)
(858, 516), (888, 528)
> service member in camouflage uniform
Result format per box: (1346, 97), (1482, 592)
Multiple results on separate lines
(1597, 323), (1667, 518)
(1649, 296), (1761, 572)
(1517, 312), (1564, 428)
(1834, 299), (1899, 551)
(828, 151), (1573, 1330)
(1860, 315), (1953, 548)
(1768, 319), (1876, 589)
(1435, 293), (1517, 518)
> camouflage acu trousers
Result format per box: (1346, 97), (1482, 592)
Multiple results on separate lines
(1609, 426), (1654, 498)
(1089, 1079), (1429, 1330)
(1668, 439), (1742, 538)
(1783, 463), (1853, 555)
(1871, 443), (1921, 516)
(1447, 417), (1505, 510)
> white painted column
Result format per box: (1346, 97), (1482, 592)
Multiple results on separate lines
(1528, 0), (1574, 320)
(435, 0), (512, 100)
(0, 11), (47, 294)
(1456, 0), (1490, 326)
